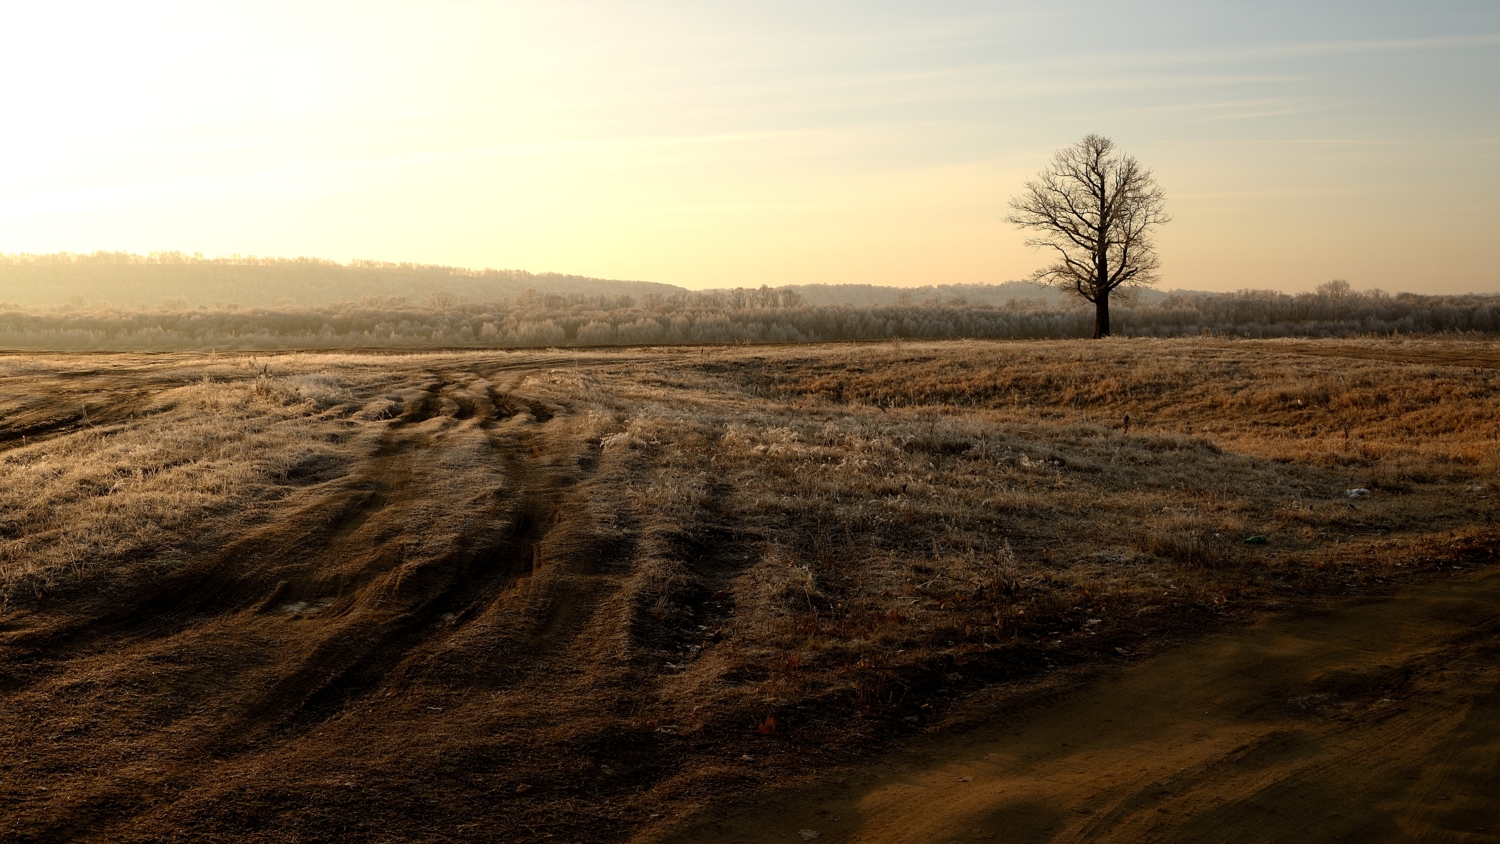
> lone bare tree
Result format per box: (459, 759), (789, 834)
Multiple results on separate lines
(1007, 134), (1169, 338)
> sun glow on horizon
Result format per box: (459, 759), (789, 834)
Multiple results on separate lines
(1, 1), (1497, 294)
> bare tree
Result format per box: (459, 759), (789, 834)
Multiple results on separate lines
(1007, 134), (1170, 338)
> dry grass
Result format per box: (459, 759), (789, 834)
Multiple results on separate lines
(0, 337), (1496, 842)
(528, 338), (1499, 739)
(0, 356), (400, 601)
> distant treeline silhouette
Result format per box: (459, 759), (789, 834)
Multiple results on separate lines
(1, 251), (1081, 309)
(0, 251), (682, 308)
(0, 282), (1495, 351)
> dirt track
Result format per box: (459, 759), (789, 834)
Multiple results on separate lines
(657, 568), (1500, 843)
(1, 357), (662, 842)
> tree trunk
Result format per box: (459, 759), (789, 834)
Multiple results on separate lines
(1093, 291), (1111, 339)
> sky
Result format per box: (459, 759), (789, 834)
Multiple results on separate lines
(1, 1), (1497, 294)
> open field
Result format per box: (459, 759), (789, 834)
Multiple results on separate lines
(1, 337), (1497, 842)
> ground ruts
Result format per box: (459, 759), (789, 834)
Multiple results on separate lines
(0, 360), (661, 843)
(1, 342), (1496, 844)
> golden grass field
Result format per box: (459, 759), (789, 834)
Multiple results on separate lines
(1, 337), (1496, 842)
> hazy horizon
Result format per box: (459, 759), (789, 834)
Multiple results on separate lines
(6, 250), (1484, 307)
(3, 2), (1497, 296)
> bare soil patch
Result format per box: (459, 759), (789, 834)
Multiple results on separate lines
(655, 566), (1500, 843)
(0, 337), (1495, 842)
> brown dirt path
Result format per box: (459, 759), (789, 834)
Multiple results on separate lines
(653, 568), (1500, 844)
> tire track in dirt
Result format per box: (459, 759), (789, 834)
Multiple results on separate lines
(0, 364), (635, 842)
(392, 369), (628, 696)
(0, 430), (401, 663)
(184, 372), (587, 741)
(262, 384), (595, 732)
(0, 372), (174, 454)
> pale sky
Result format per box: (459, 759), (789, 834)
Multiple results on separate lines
(1, 1), (1497, 293)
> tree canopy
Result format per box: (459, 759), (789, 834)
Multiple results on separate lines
(1007, 134), (1170, 337)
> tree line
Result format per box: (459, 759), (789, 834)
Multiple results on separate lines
(0, 282), (1493, 351)
(1, 251), (1079, 309)
(0, 251), (680, 308)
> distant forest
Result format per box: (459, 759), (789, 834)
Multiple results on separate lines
(0, 252), (1495, 350)
(0, 251), (1077, 309)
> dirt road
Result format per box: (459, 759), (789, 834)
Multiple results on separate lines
(655, 569), (1500, 843)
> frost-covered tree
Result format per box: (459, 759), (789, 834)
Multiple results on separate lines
(1007, 134), (1170, 338)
